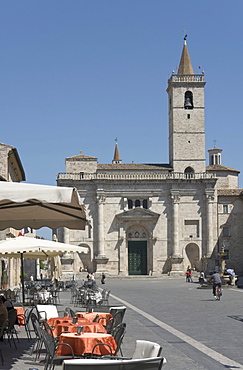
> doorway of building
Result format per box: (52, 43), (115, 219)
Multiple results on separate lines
(185, 243), (200, 271)
(128, 241), (147, 275)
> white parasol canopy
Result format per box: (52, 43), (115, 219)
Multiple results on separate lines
(0, 236), (88, 303)
(0, 236), (88, 258)
(0, 181), (86, 230)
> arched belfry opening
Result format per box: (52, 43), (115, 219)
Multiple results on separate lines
(184, 166), (194, 178)
(184, 91), (193, 109)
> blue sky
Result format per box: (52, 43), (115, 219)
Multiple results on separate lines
(1, 1), (243, 237)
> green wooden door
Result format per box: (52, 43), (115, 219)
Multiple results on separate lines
(128, 241), (147, 275)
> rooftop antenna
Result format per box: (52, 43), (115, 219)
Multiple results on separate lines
(213, 139), (217, 148)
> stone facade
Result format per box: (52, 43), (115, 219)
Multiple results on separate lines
(57, 39), (243, 276)
(0, 143), (27, 288)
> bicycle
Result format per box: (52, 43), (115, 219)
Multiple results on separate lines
(215, 285), (222, 300)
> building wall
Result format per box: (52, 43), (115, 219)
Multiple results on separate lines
(214, 172), (239, 189)
(218, 197), (243, 275)
(65, 157), (98, 173)
(57, 172), (223, 276)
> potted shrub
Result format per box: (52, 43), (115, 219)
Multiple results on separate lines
(1, 270), (8, 289)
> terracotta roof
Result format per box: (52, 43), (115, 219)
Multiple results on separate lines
(217, 189), (243, 196)
(177, 39), (194, 75)
(206, 164), (240, 173)
(97, 163), (172, 171)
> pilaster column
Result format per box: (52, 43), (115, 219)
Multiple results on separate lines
(171, 191), (181, 258)
(96, 194), (106, 257)
(206, 191), (214, 256)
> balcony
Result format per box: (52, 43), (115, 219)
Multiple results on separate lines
(57, 172), (217, 181)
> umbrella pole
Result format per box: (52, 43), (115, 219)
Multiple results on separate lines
(20, 253), (25, 304)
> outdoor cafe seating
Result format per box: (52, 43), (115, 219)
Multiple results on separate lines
(26, 305), (126, 369)
(61, 339), (166, 369)
(0, 280), (166, 369)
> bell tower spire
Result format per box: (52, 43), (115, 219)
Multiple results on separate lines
(167, 36), (206, 174)
(178, 35), (194, 75)
(112, 138), (122, 164)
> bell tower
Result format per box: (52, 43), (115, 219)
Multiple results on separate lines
(167, 37), (206, 174)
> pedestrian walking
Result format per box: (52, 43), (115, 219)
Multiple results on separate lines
(199, 271), (205, 287)
(186, 266), (193, 282)
(101, 272), (106, 284)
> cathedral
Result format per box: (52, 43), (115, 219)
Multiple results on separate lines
(57, 38), (243, 277)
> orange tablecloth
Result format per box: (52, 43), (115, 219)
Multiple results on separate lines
(14, 306), (25, 325)
(56, 332), (117, 356)
(75, 312), (112, 326)
(47, 316), (88, 327)
(52, 321), (106, 337)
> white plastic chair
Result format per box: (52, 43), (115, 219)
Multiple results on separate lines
(36, 304), (59, 321)
(62, 357), (165, 370)
(132, 340), (162, 359)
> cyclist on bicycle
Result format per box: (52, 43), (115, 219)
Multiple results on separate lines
(211, 270), (222, 299)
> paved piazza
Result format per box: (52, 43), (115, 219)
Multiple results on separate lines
(107, 277), (243, 369)
(3, 277), (243, 369)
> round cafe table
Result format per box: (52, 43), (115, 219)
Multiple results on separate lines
(47, 316), (88, 327)
(56, 332), (117, 356)
(52, 321), (107, 337)
(75, 312), (112, 326)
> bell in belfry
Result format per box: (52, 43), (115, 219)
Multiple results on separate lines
(184, 97), (192, 108)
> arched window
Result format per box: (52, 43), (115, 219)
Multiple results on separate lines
(128, 199), (133, 209)
(184, 91), (193, 110)
(184, 167), (194, 178)
(135, 199), (141, 207)
(143, 199), (148, 209)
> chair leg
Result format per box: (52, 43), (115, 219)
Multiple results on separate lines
(0, 347), (3, 365)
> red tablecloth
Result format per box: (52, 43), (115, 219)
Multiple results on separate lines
(47, 316), (88, 327)
(56, 332), (117, 356)
(75, 312), (112, 326)
(52, 321), (106, 337)
(14, 306), (25, 326)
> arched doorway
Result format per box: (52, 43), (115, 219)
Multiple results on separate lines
(185, 243), (200, 271)
(127, 226), (148, 275)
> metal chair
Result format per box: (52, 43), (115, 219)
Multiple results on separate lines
(64, 307), (76, 317)
(101, 289), (110, 305)
(16, 306), (35, 341)
(109, 306), (126, 322)
(7, 309), (19, 348)
(98, 310), (123, 334)
(41, 327), (78, 370)
(0, 318), (9, 364)
(30, 312), (44, 361)
(90, 322), (126, 358)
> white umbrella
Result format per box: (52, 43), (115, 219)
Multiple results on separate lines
(0, 181), (86, 230)
(0, 236), (88, 303)
(0, 236), (88, 258)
